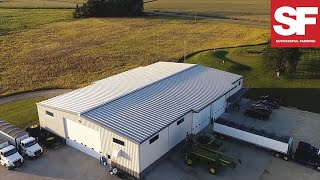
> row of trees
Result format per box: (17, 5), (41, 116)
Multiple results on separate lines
(263, 42), (302, 77)
(74, 0), (144, 18)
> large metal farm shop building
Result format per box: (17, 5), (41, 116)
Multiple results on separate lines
(37, 62), (243, 178)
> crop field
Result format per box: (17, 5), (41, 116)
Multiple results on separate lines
(0, 9), (73, 35)
(0, 97), (48, 128)
(187, 46), (320, 112)
(0, 9), (269, 97)
(0, 0), (84, 8)
(145, 0), (270, 22)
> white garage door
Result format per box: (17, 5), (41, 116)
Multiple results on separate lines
(192, 106), (211, 134)
(212, 96), (226, 120)
(64, 119), (102, 159)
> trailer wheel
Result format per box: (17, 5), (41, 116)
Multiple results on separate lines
(274, 153), (280, 158)
(209, 167), (216, 174)
(5, 164), (10, 170)
(316, 166), (320, 172)
(283, 156), (289, 161)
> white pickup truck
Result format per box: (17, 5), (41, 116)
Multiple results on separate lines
(0, 138), (24, 169)
(0, 119), (43, 159)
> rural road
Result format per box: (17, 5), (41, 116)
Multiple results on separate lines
(147, 11), (269, 26)
(0, 89), (73, 105)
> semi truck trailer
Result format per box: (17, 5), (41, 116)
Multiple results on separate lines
(0, 119), (43, 159)
(213, 118), (320, 171)
(0, 138), (24, 169)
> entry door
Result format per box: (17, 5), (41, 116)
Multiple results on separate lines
(64, 119), (102, 159)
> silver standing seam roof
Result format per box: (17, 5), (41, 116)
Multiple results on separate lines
(39, 62), (242, 143)
(0, 119), (28, 139)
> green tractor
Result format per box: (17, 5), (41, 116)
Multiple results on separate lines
(184, 133), (241, 174)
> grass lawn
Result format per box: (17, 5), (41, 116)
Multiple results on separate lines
(0, 0), (84, 8)
(0, 9), (73, 35)
(187, 45), (320, 113)
(0, 97), (47, 128)
(0, 9), (269, 97)
(145, 0), (270, 22)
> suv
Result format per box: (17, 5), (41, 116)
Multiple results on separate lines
(250, 104), (272, 114)
(244, 109), (269, 120)
(260, 95), (282, 105)
(257, 100), (279, 109)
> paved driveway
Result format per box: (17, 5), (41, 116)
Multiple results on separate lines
(0, 146), (117, 180)
(146, 99), (320, 180)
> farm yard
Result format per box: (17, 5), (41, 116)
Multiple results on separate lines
(0, 0), (319, 113)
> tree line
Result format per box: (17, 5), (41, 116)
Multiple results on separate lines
(263, 42), (302, 77)
(74, 0), (144, 18)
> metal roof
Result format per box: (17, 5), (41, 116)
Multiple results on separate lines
(82, 64), (242, 143)
(38, 62), (242, 143)
(39, 62), (195, 114)
(0, 119), (28, 139)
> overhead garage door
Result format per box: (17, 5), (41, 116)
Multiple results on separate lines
(64, 119), (102, 159)
(192, 106), (211, 134)
(212, 96), (226, 120)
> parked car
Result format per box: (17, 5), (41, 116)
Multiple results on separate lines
(250, 103), (272, 114)
(260, 95), (283, 106)
(244, 109), (270, 120)
(257, 100), (279, 109)
(250, 105), (272, 115)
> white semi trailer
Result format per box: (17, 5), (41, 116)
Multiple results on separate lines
(0, 138), (24, 169)
(213, 118), (293, 159)
(0, 119), (43, 159)
(213, 118), (320, 172)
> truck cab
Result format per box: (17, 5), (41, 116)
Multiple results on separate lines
(19, 137), (43, 158)
(0, 145), (24, 169)
(294, 141), (320, 171)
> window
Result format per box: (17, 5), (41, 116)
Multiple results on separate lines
(46, 111), (54, 117)
(177, 118), (184, 126)
(239, 81), (241, 85)
(149, 134), (159, 144)
(113, 138), (124, 146)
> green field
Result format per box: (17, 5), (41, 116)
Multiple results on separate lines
(145, 0), (270, 22)
(0, 97), (47, 128)
(187, 45), (320, 112)
(0, 9), (269, 97)
(0, 0), (84, 8)
(0, 0), (270, 22)
(0, 9), (73, 35)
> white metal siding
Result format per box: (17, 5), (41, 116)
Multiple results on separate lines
(230, 79), (243, 96)
(211, 96), (226, 120)
(37, 105), (140, 176)
(213, 123), (290, 154)
(168, 112), (193, 149)
(139, 127), (169, 172)
(192, 105), (211, 134)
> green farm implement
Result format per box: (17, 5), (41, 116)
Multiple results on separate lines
(184, 133), (241, 174)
